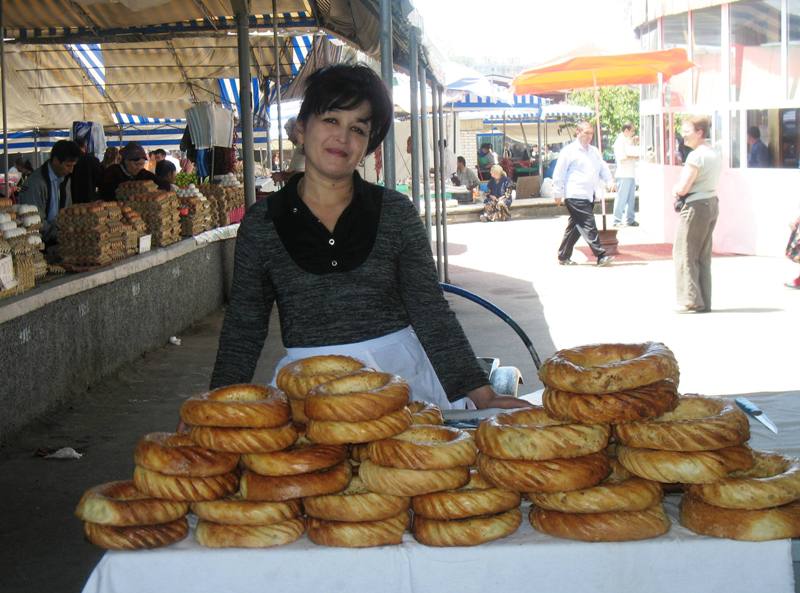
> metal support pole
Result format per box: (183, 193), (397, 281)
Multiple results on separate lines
(419, 67), (431, 238)
(431, 81), (443, 280)
(409, 27), (421, 213)
(437, 85), (450, 283)
(235, 0), (256, 207)
(1, 4), (8, 180)
(379, 0), (395, 188)
(451, 104), (457, 155)
(33, 129), (39, 168)
(272, 0), (283, 172)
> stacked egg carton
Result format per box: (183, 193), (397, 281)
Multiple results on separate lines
(0, 235), (20, 299)
(115, 180), (158, 202)
(120, 206), (148, 256)
(125, 191), (181, 247)
(57, 202), (127, 269)
(176, 185), (213, 237)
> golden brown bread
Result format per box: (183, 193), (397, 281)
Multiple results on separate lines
(411, 469), (521, 520)
(180, 384), (291, 428)
(477, 451), (610, 493)
(475, 407), (610, 460)
(132, 465), (238, 502)
(680, 495), (800, 541)
(307, 511), (409, 547)
(528, 460), (662, 513)
(543, 380), (679, 424)
(75, 480), (188, 526)
(407, 401), (444, 425)
(133, 432), (239, 477)
(359, 459), (470, 496)
(303, 475), (410, 521)
(190, 422), (298, 453)
(530, 504), (670, 541)
(368, 425), (476, 470)
(239, 461), (352, 502)
(614, 396), (750, 451)
(276, 355), (366, 399)
(687, 451), (800, 509)
(412, 508), (522, 547)
(83, 517), (188, 550)
(190, 497), (302, 525)
(305, 371), (409, 422)
(241, 440), (347, 476)
(539, 342), (679, 394)
(617, 444), (754, 484)
(306, 407), (412, 445)
(195, 517), (305, 548)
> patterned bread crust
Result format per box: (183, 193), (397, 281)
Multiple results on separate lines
(407, 401), (444, 425)
(543, 380), (679, 424)
(241, 442), (347, 476)
(306, 407), (412, 445)
(530, 504), (671, 542)
(180, 384), (290, 428)
(477, 452), (610, 493)
(75, 480), (188, 526)
(539, 342), (680, 394)
(614, 396), (750, 451)
(190, 497), (302, 525)
(359, 459), (470, 497)
(476, 407), (610, 460)
(305, 371), (409, 422)
(413, 508), (522, 547)
(412, 470), (521, 520)
(190, 422), (298, 453)
(134, 432), (239, 476)
(307, 511), (409, 547)
(680, 495), (800, 541)
(195, 517), (305, 547)
(83, 517), (188, 550)
(368, 425), (476, 470)
(239, 461), (352, 502)
(133, 465), (238, 501)
(303, 475), (410, 521)
(276, 355), (366, 399)
(688, 451), (800, 509)
(617, 445), (754, 484)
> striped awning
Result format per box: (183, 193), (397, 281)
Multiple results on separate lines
(449, 92), (546, 115)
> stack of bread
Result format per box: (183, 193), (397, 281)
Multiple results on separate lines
(115, 180), (158, 201)
(491, 342), (683, 542)
(180, 384), (306, 548)
(57, 202), (127, 269)
(125, 191), (181, 247)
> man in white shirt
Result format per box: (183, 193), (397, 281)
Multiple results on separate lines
(612, 122), (640, 227)
(552, 121), (615, 267)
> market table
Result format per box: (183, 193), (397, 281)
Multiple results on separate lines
(81, 392), (799, 593)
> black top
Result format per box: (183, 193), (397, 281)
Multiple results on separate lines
(71, 153), (104, 203)
(99, 164), (170, 201)
(210, 172), (488, 401)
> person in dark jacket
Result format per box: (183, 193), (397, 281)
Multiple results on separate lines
(99, 142), (170, 200)
(71, 138), (104, 203)
(17, 140), (81, 247)
(747, 126), (771, 168)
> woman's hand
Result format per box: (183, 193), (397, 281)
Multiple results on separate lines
(467, 385), (532, 410)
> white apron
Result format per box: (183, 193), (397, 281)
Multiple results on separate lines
(271, 326), (472, 410)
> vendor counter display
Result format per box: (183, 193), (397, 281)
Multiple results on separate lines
(75, 342), (800, 564)
(0, 202), (47, 297)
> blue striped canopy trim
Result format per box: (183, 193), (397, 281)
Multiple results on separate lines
(66, 43), (105, 96)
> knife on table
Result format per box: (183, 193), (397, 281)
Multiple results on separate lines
(735, 397), (778, 434)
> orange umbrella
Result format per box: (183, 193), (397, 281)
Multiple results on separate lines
(511, 48), (695, 95)
(512, 48), (694, 232)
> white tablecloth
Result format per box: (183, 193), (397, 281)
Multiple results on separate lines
(81, 393), (800, 593)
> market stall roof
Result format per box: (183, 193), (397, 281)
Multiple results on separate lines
(0, 0), (439, 130)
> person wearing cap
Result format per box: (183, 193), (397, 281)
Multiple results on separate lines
(99, 142), (170, 201)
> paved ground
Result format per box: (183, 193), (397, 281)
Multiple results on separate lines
(1, 213), (798, 593)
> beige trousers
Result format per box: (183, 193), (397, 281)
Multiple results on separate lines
(673, 197), (719, 310)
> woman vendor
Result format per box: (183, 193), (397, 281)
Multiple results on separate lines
(99, 142), (170, 200)
(210, 64), (527, 410)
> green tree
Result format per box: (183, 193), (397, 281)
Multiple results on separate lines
(568, 86), (640, 154)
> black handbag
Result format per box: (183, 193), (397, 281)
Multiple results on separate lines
(673, 197), (686, 213)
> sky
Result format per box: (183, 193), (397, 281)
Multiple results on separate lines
(412, 0), (639, 74)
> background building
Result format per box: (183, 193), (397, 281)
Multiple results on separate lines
(632, 0), (800, 256)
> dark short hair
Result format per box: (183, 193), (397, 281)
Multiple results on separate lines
(155, 160), (176, 179)
(748, 126), (761, 139)
(297, 64), (393, 155)
(50, 140), (81, 163)
(480, 143), (493, 151)
(154, 148), (167, 157)
(457, 156), (466, 166)
(622, 121), (635, 132)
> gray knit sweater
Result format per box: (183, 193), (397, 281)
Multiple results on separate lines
(210, 177), (487, 400)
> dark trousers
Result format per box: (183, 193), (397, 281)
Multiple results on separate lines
(558, 198), (606, 261)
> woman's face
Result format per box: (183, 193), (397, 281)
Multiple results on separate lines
(125, 157), (147, 176)
(297, 101), (372, 181)
(491, 169), (502, 180)
(681, 123), (703, 149)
